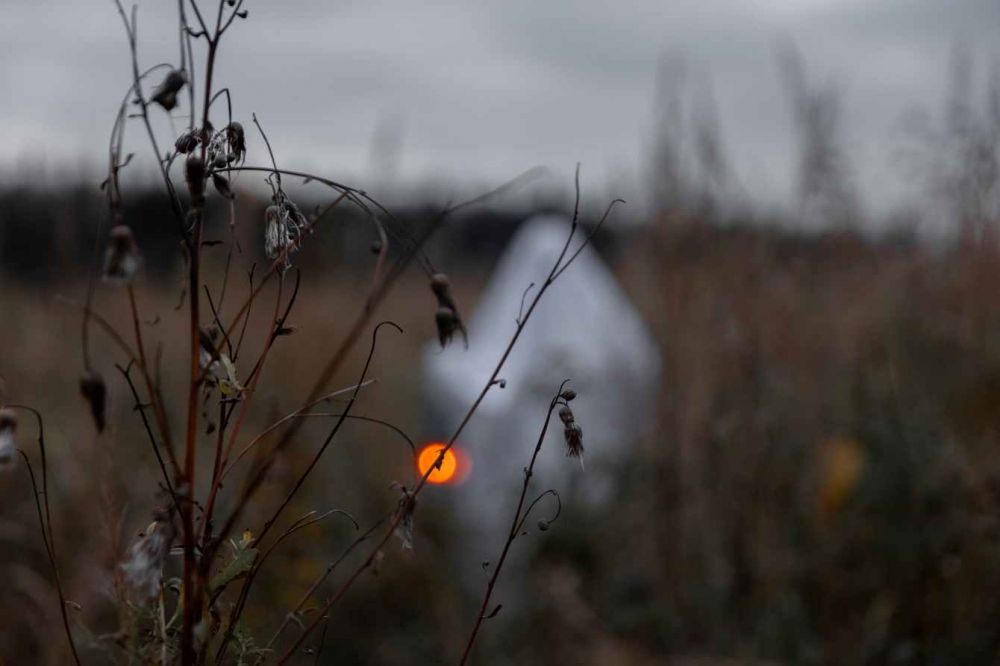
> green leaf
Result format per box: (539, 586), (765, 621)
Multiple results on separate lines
(210, 531), (257, 592)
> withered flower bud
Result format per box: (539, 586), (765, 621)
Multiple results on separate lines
(435, 306), (461, 348)
(153, 91), (178, 112)
(430, 273), (467, 348)
(558, 405), (574, 426)
(564, 421), (584, 465)
(225, 122), (246, 163)
(174, 130), (199, 154)
(560, 388), (577, 401)
(430, 273), (450, 300)
(79, 370), (108, 432)
(185, 154), (206, 204)
(102, 225), (141, 284)
(150, 69), (187, 111)
(0, 407), (17, 468)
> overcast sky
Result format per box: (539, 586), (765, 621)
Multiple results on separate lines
(1, 0), (998, 216)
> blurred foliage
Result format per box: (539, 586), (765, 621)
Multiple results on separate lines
(4, 189), (1000, 663)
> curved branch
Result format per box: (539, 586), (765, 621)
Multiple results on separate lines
(252, 321), (403, 544)
(277, 172), (622, 661)
(10, 406), (82, 665)
(223, 404), (419, 482)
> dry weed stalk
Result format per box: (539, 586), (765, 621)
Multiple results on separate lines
(4, 2), (620, 663)
(458, 382), (577, 664)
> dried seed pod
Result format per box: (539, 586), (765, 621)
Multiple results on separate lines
(79, 370), (108, 432)
(435, 306), (460, 348)
(150, 69), (187, 111)
(558, 405), (575, 426)
(185, 154), (206, 204)
(0, 407), (17, 468)
(174, 130), (199, 154)
(430, 273), (451, 301)
(564, 422), (584, 465)
(225, 122), (246, 163)
(263, 194), (309, 266)
(560, 388), (577, 401)
(264, 204), (295, 261)
(430, 273), (467, 348)
(102, 225), (141, 284)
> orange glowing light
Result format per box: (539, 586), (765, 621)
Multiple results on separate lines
(418, 443), (467, 484)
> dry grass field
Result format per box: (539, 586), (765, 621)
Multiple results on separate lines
(5, 200), (1000, 663)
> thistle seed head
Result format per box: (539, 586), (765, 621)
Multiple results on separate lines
(206, 121), (246, 168)
(264, 193), (309, 268)
(265, 204), (293, 262)
(120, 508), (176, 602)
(102, 225), (141, 284)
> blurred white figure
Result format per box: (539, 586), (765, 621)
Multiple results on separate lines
(422, 214), (660, 573)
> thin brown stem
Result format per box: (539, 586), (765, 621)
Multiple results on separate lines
(218, 383), (377, 481)
(276, 177), (621, 660)
(258, 514), (390, 662)
(128, 285), (180, 478)
(200, 273), (287, 545)
(115, 363), (179, 509)
(11, 406), (82, 665)
(459, 387), (567, 664)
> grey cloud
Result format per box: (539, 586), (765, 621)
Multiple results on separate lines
(0, 0), (997, 216)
